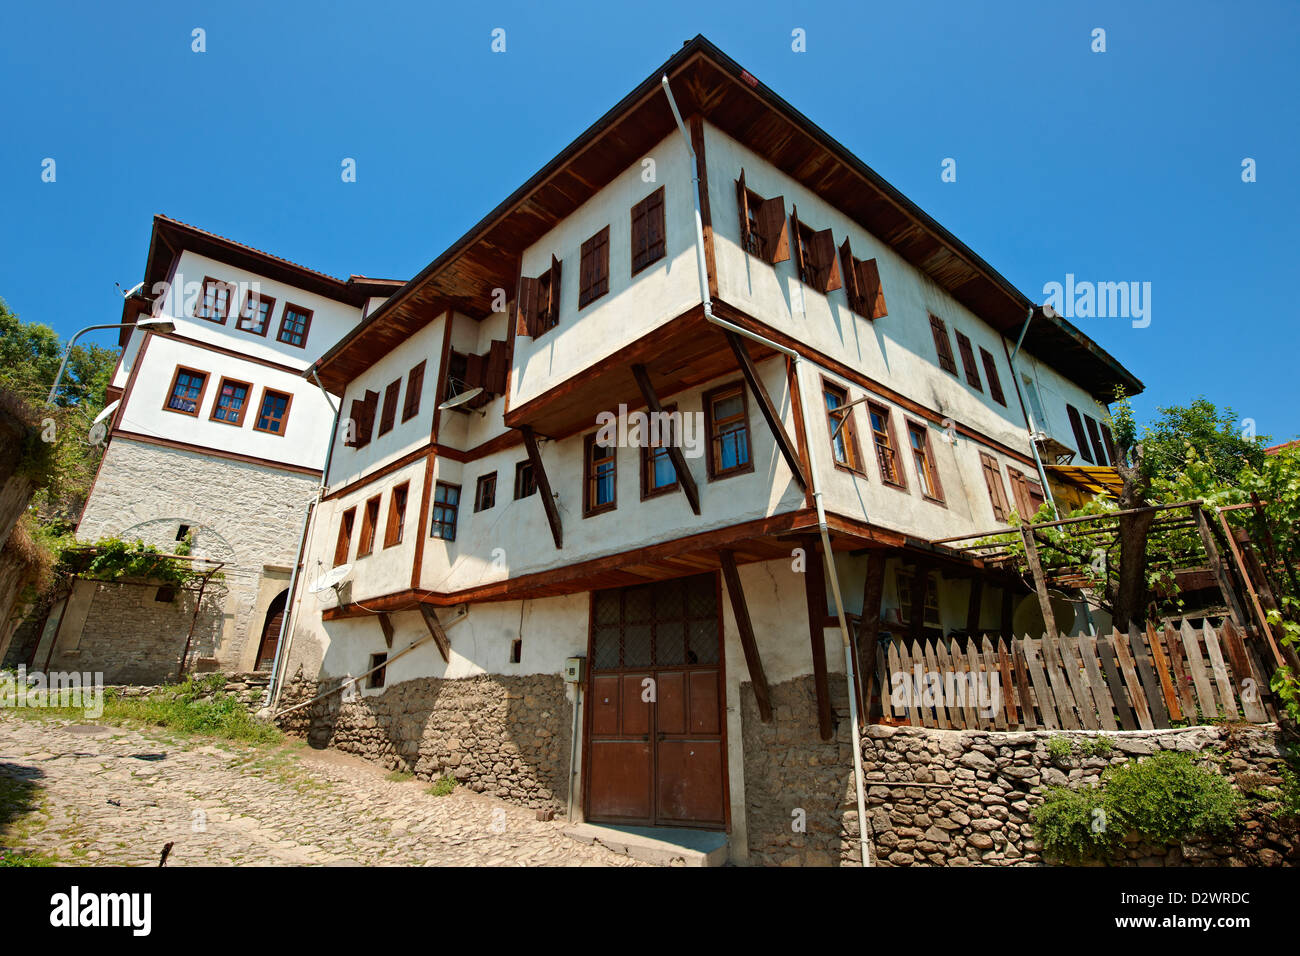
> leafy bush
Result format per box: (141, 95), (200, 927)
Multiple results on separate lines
(1275, 767), (1300, 820)
(1033, 751), (1242, 862)
(429, 775), (457, 797)
(1046, 736), (1074, 759)
(1081, 736), (1113, 757)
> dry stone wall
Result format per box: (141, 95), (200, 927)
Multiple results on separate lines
(742, 675), (1298, 867)
(277, 672), (573, 810)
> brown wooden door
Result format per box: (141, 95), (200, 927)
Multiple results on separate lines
(256, 590), (288, 671)
(584, 574), (727, 829)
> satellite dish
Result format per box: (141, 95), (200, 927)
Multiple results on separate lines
(309, 564), (352, 601)
(92, 401), (120, 426)
(88, 421), (108, 447)
(438, 386), (483, 411)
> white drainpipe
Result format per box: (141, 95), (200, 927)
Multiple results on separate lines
(662, 75), (872, 867)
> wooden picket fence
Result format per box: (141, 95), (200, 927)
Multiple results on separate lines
(871, 619), (1277, 731)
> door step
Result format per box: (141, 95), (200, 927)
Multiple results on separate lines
(563, 823), (729, 867)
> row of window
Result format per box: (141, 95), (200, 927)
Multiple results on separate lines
(345, 360), (426, 451)
(333, 482), (410, 566)
(1066, 402), (1115, 466)
(820, 380), (946, 503)
(516, 186), (667, 338)
(163, 365), (292, 435)
(926, 314), (1009, 408)
(196, 276), (314, 348)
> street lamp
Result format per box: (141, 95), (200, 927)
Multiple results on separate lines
(46, 315), (175, 404)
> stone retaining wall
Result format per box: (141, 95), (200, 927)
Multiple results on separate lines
(276, 673), (573, 810)
(109, 672), (271, 710)
(742, 675), (1298, 867)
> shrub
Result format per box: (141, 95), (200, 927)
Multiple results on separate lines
(429, 775), (457, 797)
(1081, 736), (1113, 757)
(1046, 736), (1074, 759)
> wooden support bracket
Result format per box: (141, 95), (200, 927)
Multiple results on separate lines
(631, 363), (700, 515)
(520, 425), (563, 549)
(719, 549), (771, 720)
(419, 604), (451, 663)
(723, 329), (809, 491)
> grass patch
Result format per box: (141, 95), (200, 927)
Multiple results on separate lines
(428, 774), (457, 797)
(386, 769), (415, 782)
(0, 772), (55, 867)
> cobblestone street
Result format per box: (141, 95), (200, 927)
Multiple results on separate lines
(0, 715), (644, 867)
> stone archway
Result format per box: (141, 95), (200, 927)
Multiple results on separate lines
(255, 589), (289, 672)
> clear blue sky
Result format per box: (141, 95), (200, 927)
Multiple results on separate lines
(3, 0), (1296, 441)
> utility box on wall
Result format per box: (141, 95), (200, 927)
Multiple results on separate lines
(563, 656), (585, 684)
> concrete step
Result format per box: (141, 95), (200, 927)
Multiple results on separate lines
(563, 823), (729, 866)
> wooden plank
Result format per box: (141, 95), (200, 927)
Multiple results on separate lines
(1057, 636), (1099, 730)
(1021, 636), (1059, 730)
(998, 639), (1019, 728)
(1201, 621), (1240, 719)
(723, 330), (808, 490)
(878, 645), (896, 723)
(963, 641), (988, 730)
(803, 536), (833, 740)
(1195, 505), (1248, 629)
(1080, 634), (1118, 730)
(980, 636), (1007, 731)
(1020, 526), (1057, 637)
(1220, 619), (1269, 723)
(1129, 624), (1170, 728)
(1145, 622), (1182, 722)
(418, 604), (451, 663)
(934, 639), (965, 729)
(1163, 622), (1198, 721)
(858, 551), (887, 720)
(719, 549), (771, 722)
(923, 639), (950, 730)
(1010, 637), (1035, 730)
(894, 641), (920, 726)
(1040, 634), (1080, 729)
(1179, 619), (1219, 722)
(908, 640), (933, 728)
(1097, 633), (1137, 730)
(520, 425), (562, 549)
(377, 612), (394, 650)
(1111, 627), (1153, 730)
(632, 363), (700, 515)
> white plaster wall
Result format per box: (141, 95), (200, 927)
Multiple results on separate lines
(117, 334), (335, 470)
(511, 131), (702, 409)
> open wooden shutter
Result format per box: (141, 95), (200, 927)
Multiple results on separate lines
(465, 352), (486, 390)
(486, 339), (508, 395)
(736, 169), (750, 248)
(980, 453), (1010, 521)
(1007, 468), (1030, 518)
(790, 205), (805, 279)
(929, 315), (958, 374)
(980, 348), (1005, 405)
(810, 227), (841, 292)
(515, 275), (538, 337)
(578, 240), (594, 305)
(1066, 404), (1093, 463)
(755, 196), (790, 263)
(1084, 415), (1108, 465)
(857, 257), (887, 319)
(548, 254), (562, 322)
(840, 237), (864, 314)
(644, 190), (664, 264)
(955, 331), (982, 390)
(344, 397), (364, 447)
(354, 390), (379, 449)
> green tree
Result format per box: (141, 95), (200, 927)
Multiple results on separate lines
(1139, 397), (1269, 486)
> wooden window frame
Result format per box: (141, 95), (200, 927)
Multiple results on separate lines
(378, 379), (401, 436)
(630, 186), (667, 275)
(513, 460), (536, 500)
(906, 419), (945, 504)
(474, 472), (497, 512)
(583, 433), (618, 517)
(235, 290), (275, 336)
(276, 302), (313, 348)
(209, 376), (253, 427)
(358, 495), (381, 557)
(980, 452), (1011, 522)
(790, 205), (842, 295)
(822, 377), (865, 475)
(162, 365), (210, 417)
(1008, 467), (1047, 520)
(1066, 404), (1095, 463)
(578, 225), (611, 309)
(735, 169), (791, 265)
(955, 331), (983, 391)
(367, 653), (387, 689)
(897, 569), (942, 628)
(253, 387), (293, 436)
(430, 482), (460, 541)
(866, 401), (907, 490)
(383, 482), (409, 548)
(515, 256), (562, 339)
(347, 389), (380, 450)
(929, 315), (958, 375)
(401, 361), (426, 423)
(640, 403), (679, 500)
(334, 507), (356, 567)
(195, 276), (234, 324)
(703, 381), (754, 481)
(979, 347), (1006, 406)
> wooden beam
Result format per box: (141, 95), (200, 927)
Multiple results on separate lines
(631, 363), (700, 515)
(803, 535), (833, 740)
(520, 425), (562, 549)
(1019, 524), (1057, 637)
(723, 329), (808, 491)
(965, 576), (983, 637)
(378, 612), (394, 649)
(719, 549), (771, 721)
(418, 604), (451, 662)
(858, 550), (887, 721)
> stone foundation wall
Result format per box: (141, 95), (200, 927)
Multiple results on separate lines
(742, 675), (1298, 867)
(109, 672), (271, 711)
(277, 672), (573, 810)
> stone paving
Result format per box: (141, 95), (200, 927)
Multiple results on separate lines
(0, 714), (645, 866)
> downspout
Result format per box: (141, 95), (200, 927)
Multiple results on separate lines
(265, 368), (342, 710)
(662, 75), (872, 867)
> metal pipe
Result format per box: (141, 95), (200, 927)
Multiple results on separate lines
(1005, 307), (1057, 514)
(662, 74), (871, 866)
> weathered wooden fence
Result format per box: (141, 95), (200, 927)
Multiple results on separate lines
(871, 620), (1277, 731)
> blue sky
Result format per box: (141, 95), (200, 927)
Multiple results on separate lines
(3, 0), (1296, 441)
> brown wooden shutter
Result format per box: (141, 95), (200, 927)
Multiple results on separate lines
(354, 389), (379, 449)
(980, 452), (1010, 521)
(955, 331), (982, 390)
(344, 398), (364, 447)
(979, 348), (1005, 406)
(1066, 404), (1093, 463)
(548, 254), (562, 322)
(1084, 415), (1108, 465)
(632, 199), (649, 270)
(578, 238), (594, 305)
(1007, 468), (1031, 517)
(857, 258), (887, 319)
(1101, 422), (1118, 464)
(790, 205), (805, 280)
(929, 315), (958, 374)
(379, 380), (400, 435)
(645, 189), (665, 263)
(809, 227), (841, 292)
(465, 352), (486, 390)
(839, 237), (864, 314)
(486, 340), (508, 395)
(515, 275), (538, 337)
(736, 169), (750, 247)
(755, 196), (790, 263)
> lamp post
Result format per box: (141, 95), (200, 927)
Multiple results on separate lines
(46, 316), (175, 404)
